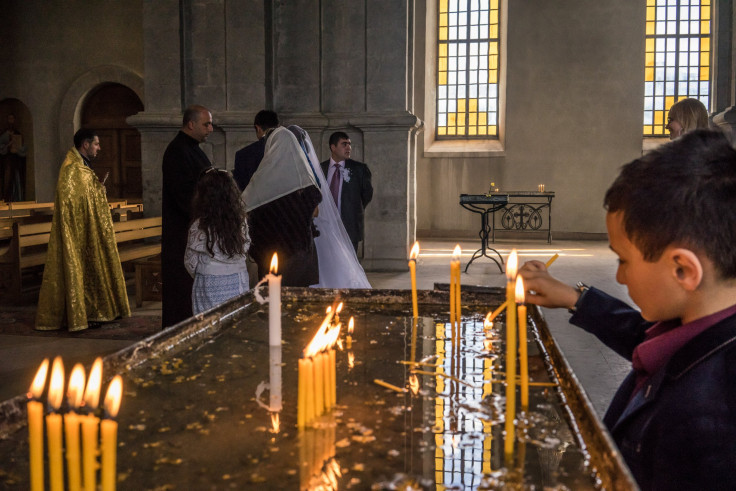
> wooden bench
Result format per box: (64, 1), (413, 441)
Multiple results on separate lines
(0, 216), (161, 302)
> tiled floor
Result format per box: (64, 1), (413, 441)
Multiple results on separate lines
(0, 238), (633, 416)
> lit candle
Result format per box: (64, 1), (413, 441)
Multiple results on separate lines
(65, 363), (86, 491)
(328, 348), (336, 409)
(346, 317), (354, 350)
(46, 356), (65, 491)
(269, 345), (282, 412)
(516, 276), (529, 410)
(504, 249), (518, 464)
(313, 352), (324, 415)
(487, 299), (508, 323)
(409, 242), (420, 319)
(82, 358), (102, 491)
(27, 359), (49, 491)
(450, 245), (461, 346)
(297, 358), (308, 428)
(101, 375), (122, 491)
(268, 253), (281, 347)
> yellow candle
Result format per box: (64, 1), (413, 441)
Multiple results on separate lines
(454, 249), (461, 343)
(373, 379), (407, 393)
(516, 276), (529, 410)
(409, 242), (419, 319)
(27, 359), (49, 491)
(65, 363), (86, 491)
(487, 300), (507, 322)
(304, 357), (315, 425)
(101, 375), (123, 491)
(313, 354), (324, 416)
(321, 351), (330, 411)
(504, 249), (518, 464)
(346, 317), (354, 350)
(329, 349), (336, 409)
(451, 245), (461, 344)
(47, 357), (65, 491)
(82, 358), (103, 491)
(545, 253), (559, 268)
(298, 358), (307, 428)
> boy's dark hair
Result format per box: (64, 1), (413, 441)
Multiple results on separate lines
(73, 128), (98, 149)
(329, 131), (350, 147)
(254, 110), (279, 129)
(604, 129), (736, 278)
(191, 168), (248, 258)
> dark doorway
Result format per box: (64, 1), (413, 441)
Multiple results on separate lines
(81, 84), (144, 201)
(0, 99), (33, 201)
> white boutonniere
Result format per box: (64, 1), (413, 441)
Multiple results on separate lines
(342, 168), (351, 183)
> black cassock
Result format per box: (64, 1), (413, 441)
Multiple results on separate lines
(161, 131), (211, 327)
(248, 185), (322, 287)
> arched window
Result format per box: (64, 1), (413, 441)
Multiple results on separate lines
(643, 0), (711, 136)
(436, 0), (500, 139)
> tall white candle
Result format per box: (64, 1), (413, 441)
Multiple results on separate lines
(268, 253), (281, 347)
(269, 345), (282, 412)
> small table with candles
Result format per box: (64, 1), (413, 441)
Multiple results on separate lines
(0, 288), (635, 490)
(487, 191), (556, 244)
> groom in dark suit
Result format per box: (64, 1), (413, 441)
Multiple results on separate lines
(321, 131), (373, 253)
(233, 110), (279, 191)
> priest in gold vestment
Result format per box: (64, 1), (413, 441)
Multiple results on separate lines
(36, 129), (130, 331)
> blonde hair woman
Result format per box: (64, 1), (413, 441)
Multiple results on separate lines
(666, 98), (709, 140)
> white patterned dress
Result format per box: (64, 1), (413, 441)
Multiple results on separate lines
(184, 219), (250, 314)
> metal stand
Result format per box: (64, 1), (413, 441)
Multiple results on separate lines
(459, 194), (508, 273)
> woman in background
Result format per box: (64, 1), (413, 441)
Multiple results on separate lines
(244, 127), (322, 286)
(185, 168), (250, 314)
(666, 98), (709, 140)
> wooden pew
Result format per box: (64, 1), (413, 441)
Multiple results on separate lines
(0, 216), (161, 302)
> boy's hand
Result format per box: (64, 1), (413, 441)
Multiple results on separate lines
(519, 260), (581, 310)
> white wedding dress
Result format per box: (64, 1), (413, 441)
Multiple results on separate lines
(288, 126), (371, 289)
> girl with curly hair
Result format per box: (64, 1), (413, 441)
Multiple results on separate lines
(185, 167), (250, 314)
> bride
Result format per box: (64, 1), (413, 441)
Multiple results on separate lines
(287, 125), (371, 289)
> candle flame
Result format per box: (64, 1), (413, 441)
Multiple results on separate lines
(515, 275), (525, 304)
(483, 312), (494, 330)
(506, 249), (518, 280)
(304, 306), (340, 358)
(410, 241), (419, 260)
(484, 338), (494, 351)
(348, 352), (355, 369)
(84, 357), (103, 410)
(47, 356), (65, 410)
(348, 316), (354, 335)
(103, 375), (123, 418)
(67, 363), (86, 409)
(452, 244), (461, 261)
(269, 253), (278, 274)
(28, 358), (49, 399)
(270, 412), (280, 433)
(335, 302), (343, 315)
(452, 434), (460, 449)
(409, 374), (420, 394)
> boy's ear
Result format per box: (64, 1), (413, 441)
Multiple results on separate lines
(669, 248), (703, 291)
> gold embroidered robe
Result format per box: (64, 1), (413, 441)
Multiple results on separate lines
(36, 148), (130, 331)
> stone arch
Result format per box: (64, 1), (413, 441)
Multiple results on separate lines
(58, 65), (144, 153)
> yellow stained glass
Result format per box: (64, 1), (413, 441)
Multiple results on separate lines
(448, 127), (456, 135)
(646, 38), (654, 52)
(469, 127), (477, 135)
(701, 21), (710, 34)
(645, 52), (655, 67)
(439, 0), (448, 13)
(700, 66), (709, 81)
(647, 0), (655, 5)
(491, 0), (498, 8)
(439, 72), (447, 85)
(489, 125), (497, 135)
(490, 25), (498, 38)
(478, 126), (487, 135)
(489, 54), (498, 69)
(654, 111), (664, 126)
(665, 96), (675, 110)
(654, 126), (664, 135)
(645, 67), (654, 81)
(438, 127), (447, 135)
(700, 52), (709, 67)
(646, 21), (655, 35)
(646, 6), (655, 21)
(439, 27), (448, 40)
(439, 57), (448, 71)
(479, 113), (487, 126)
(469, 113), (477, 126)
(489, 42), (498, 55)
(469, 98), (478, 112)
(440, 13), (448, 27)
(439, 43), (448, 57)
(702, 37), (710, 51)
(489, 70), (497, 84)
(458, 99), (466, 112)
(457, 113), (466, 126)
(457, 127), (466, 135)
(490, 10), (498, 24)
(448, 113), (456, 126)
(701, 5), (710, 20)
(644, 125), (652, 134)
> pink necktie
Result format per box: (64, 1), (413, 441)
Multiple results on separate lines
(330, 164), (341, 205)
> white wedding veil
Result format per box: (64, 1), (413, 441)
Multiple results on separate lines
(288, 125), (371, 289)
